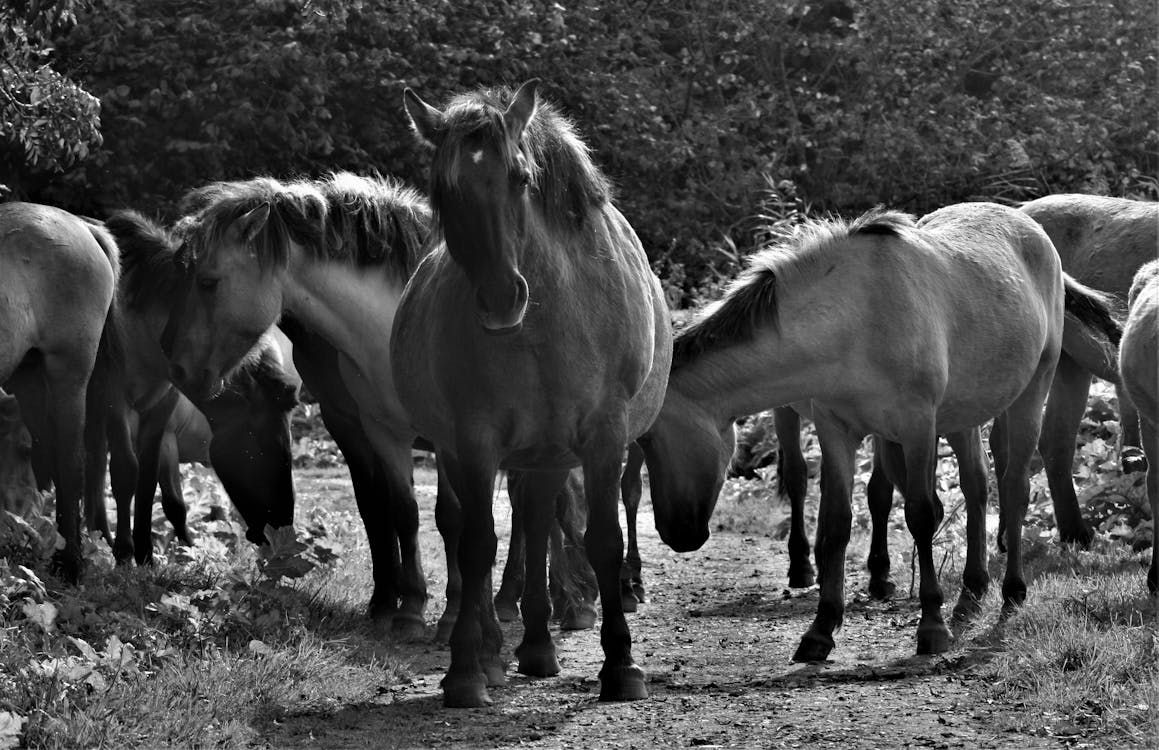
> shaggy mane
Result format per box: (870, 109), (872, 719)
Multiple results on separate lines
(672, 208), (916, 366)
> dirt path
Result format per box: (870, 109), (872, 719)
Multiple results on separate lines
(262, 473), (1061, 750)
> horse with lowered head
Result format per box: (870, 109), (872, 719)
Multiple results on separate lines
(639, 203), (1121, 661)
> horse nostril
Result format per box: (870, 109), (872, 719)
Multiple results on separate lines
(169, 363), (187, 386)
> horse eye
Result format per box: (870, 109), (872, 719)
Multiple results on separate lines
(197, 277), (220, 292)
(516, 171), (531, 189)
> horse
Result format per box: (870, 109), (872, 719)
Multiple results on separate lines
(164, 173), (441, 638)
(0, 202), (119, 581)
(396, 80), (672, 707)
(0, 390), (41, 518)
(1119, 260), (1158, 593)
(87, 210), (300, 562)
(638, 203), (1121, 661)
(1021, 194), (1158, 545)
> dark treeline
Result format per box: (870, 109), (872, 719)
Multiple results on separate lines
(13, 0), (1158, 304)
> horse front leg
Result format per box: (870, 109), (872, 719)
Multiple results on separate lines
(583, 433), (646, 701)
(865, 442), (896, 599)
(374, 434), (428, 640)
(105, 408), (137, 563)
(793, 417), (859, 662)
(946, 428), (990, 621)
(897, 425), (952, 655)
(620, 443), (645, 609)
(131, 388), (180, 565)
(510, 469), (570, 676)
(438, 450), (502, 708)
(434, 458), (462, 644)
(774, 407), (815, 588)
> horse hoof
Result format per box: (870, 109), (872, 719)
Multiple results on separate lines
(516, 644), (561, 677)
(916, 623), (953, 655)
(442, 673), (492, 708)
(112, 541), (134, 563)
(1122, 447), (1149, 474)
(390, 613), (426, 641)
(621, 591), (639, 613)
(561, 603), (598, 631)
(632, 582), (646, 603)
(481, 657), (507, 687)
(1058, 526), (1094, 548)
(494, 598), (520, 623)
(792, 630), (834, 662)
(598, 663), (648, 701)
(951, 590), (983, 622)
(788, 567), (816, 589)
(867, 577), (896, 601)
(50, 550), (82, 584)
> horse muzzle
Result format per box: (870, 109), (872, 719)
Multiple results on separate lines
(169, 362), (224, 403)
(475, 272), (529, 335)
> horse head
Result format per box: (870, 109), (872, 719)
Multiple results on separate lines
(638, 388), (736, 553)
(404, 80), (540, 335)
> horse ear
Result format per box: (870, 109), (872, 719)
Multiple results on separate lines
(237, 204), (270, 243)
(403, 88), (445, 147)
(504, 79), (540, 141)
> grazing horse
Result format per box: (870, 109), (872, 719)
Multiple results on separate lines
(1021, 194), (1158, 545)
(91, 211), (299, 562)
(0, 203), (118, 580)
(0, 391), (41, 517)
(639, 203), (1121, 661)
(397, 80), (671, 706)
(164, 172), (435, 637)
(1119, 260), (1158, 593)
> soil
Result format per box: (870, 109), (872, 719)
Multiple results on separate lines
(260, 470), (1065, 750)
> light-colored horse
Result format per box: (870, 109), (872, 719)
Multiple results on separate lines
(1022, 194), (1158, 544)
(165, 173), (434, 637)
(639, 203), (1121, 660)
(0, 203), (118, 580)
(397, 80), (671, 706)
(1119, 259), (1158, 594)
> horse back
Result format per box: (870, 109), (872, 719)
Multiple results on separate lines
(1022, 194), (1158, 297)
(1121, 261), (1159, 424)
(0, 202), (117, 376)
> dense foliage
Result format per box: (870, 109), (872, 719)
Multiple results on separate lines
(15, 0), (1159, 302)
(0, 0), (101, 196)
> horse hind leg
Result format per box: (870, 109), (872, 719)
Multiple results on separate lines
(1117, 385), (1148, 474)
(494, 474), (526, 623)
(620, 443), (645, 610)
(1037, 354), (1095, 547)
(865, 441), (896, 599)
(1140, 416), (1158, 594)
(157, 429), (193, 546)
(775, 407), (815, 588)
(375, 437), (429, 640)
(997, 362), (1056, 613)
(945, 428), (990, 621)
(42, 356), (92, 582)
(553, 472), (598, 630)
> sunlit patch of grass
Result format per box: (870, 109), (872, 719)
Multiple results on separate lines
(975, 568), (1158, 746)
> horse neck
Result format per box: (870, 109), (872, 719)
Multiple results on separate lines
(280, 248), (406, 364)
(671, 326), (843, 423)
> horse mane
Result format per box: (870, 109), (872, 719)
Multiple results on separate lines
(672, 207), (917, 367)
(102, 209), (185, 310)
(175, 172), (431, 280)
(427, 86), (613, 232)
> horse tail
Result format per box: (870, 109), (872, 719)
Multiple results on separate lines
(1060, 273), (1124, 383)
(80, 219), (128, 382)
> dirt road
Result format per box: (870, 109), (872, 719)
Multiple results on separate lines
(261, 474), (1063, 750)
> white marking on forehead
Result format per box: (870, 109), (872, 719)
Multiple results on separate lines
(471, 150), (484, 164)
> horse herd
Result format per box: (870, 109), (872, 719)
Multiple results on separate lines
(0, 80), (1156, 709)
